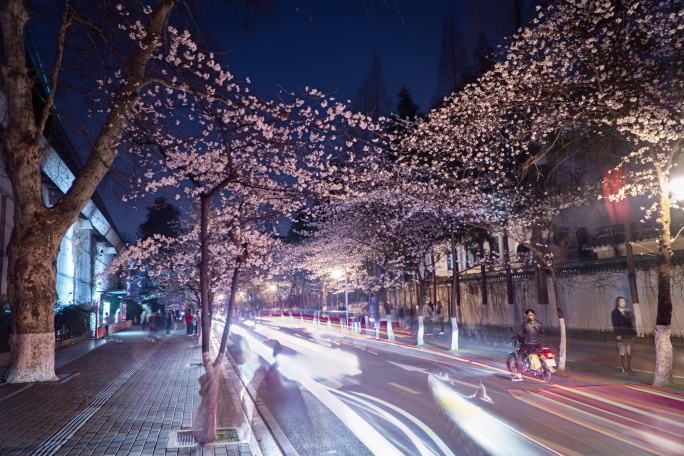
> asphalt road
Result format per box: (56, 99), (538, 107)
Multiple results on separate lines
(226, 318), (683, 456)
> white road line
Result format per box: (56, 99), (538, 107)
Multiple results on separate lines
(337, 389), (455, 456)
(389, 382), (421, 395)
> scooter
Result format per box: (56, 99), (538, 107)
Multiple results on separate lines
(506, 338), (554, 382)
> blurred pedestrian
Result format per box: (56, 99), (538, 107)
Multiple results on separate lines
(193, 310), (200, 335)
(140, 309), (147, 330)
(398, 306), (405, 329)
(147, 310), (157, 341)
(407, 305), (415, 332)
(423, 301), (434, 335)
(104, 312), (111, 338)
(154, 311), (163, 340)
(436, 302), (445, 334)
(612, 296), (637, 376)
(185, 311), (193, 336)
(165, 310), (173, 335)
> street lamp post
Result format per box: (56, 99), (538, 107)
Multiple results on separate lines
(331, 268), (349, 329)
(270, 284), (277, 310)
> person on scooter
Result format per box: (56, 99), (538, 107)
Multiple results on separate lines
(512, 309), (543, 382)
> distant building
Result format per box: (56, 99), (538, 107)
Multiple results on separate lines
(0, 36), (126, 350)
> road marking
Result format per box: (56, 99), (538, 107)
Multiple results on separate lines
(340, 389), (455, 456)
(389, 382), (421, 395)
(388, 361), (430, 374)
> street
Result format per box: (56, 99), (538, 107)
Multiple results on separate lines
(223, 317), (684, 456)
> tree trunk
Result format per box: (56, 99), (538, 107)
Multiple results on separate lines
(503, 232), (516, 328)
(623, 220), (644, 336)
(549, 265), (566, 371)
(5, 230), (63, 383)
(217, 264), (241, 357)
(478, 231), (488, 325)
(450, 232), (460, 350)
(416, 269), (426, 345)
(654, 167), (673, 387)
(196, 195), (217, 444)
(532, 225), (550, 323)
(431, 251), (437, 305)
(0, 0), (178, 384)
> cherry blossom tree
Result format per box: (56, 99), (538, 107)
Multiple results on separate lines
(480, 0), (684, 387)
(109, 17), (385, 439)
(0, 0), (186, 383)
(402, 0), (684, 384)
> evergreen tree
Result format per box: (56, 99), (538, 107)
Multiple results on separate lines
(135, 197), (182, 313)
(396, 86), (421, 120)
(353, 53), (393, 120)
(472, 32), (495, 78)
(432, 8), (471, 108)
(137, 197), (182, 241)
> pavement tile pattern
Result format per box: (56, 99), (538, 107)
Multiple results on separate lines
(0, 327), (256, 456)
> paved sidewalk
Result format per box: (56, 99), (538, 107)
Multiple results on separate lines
(0, 325), (271, 456)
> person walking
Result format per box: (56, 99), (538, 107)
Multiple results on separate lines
(398, 306), (405, 329)
(512, 309), (543, 381)
(185, 310), (193, 336)
(165, 310), (173, 335)
(140, 309), (147, 331)
(407, 305), (415, 332)
(612, 296), (637, 376)
(154, 311), (163, 340)
(103, 312), (111, 338)
(193, 310), (200, 336)
(436, 302), (445, 334)
(423, 301), (434, 335)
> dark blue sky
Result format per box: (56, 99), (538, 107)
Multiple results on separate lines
(219, 0), (480, 113)
(109, 0), (508, 238)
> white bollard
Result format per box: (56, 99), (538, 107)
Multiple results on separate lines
(450, 317), (459, 351)
(417, 316), (425, 345)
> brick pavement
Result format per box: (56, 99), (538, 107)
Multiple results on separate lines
(0, 326), (270, 456)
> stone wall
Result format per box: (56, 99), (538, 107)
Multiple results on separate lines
(390, 264), (684, 337)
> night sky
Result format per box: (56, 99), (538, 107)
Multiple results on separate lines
(220, 0), (474, 113)
(106, 0), (506, 238)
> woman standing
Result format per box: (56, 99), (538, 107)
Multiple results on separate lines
(611, 296), (637, 376)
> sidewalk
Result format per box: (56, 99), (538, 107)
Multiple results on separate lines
(0, 325), (274, 456)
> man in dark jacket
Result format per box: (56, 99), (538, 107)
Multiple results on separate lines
(512, 309), (543, 381)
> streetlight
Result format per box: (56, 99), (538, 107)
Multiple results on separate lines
(670, 176), (684, 201)
(331, 268), (349, 327)
(270, 284), (277, 309)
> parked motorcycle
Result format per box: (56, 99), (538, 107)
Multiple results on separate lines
(506, 338), (554, 382)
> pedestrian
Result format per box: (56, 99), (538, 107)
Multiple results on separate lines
(146, 310), (156, 341)
(154, 311), (164, 340)
(512, 309), (543, 382)
(165, 310), (173, 335)
(185, 310), (193, 336)
(103, 312), (111, 338)
(193, 310), (200, 335)
(398, 306), (405, 329)
(407, 305), (415, 331)
(140, 309), (147, 331)
(423, 301), (434, 335)
(436, 302), (445, 334)
(612, 296), (637, 376)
